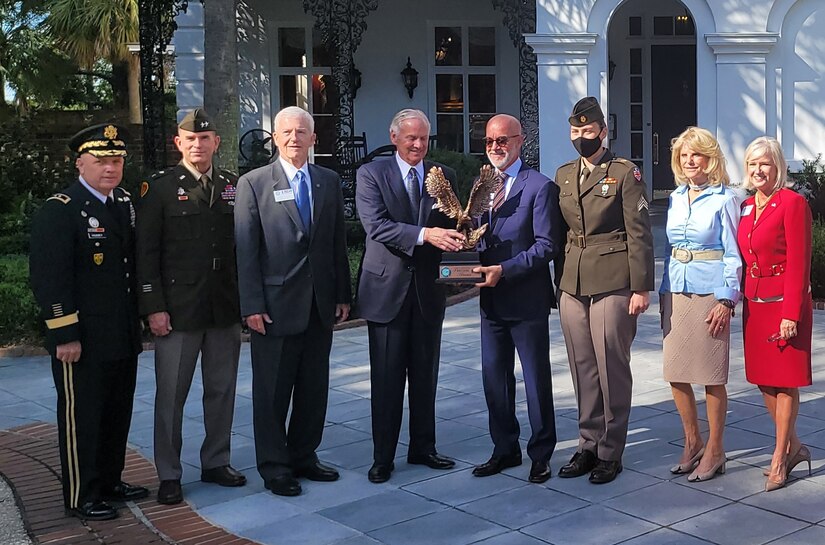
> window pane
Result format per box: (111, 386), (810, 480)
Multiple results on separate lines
(630, 48), (642, 75)
(628, 16), (642, 36)
(630, 77), (642, 102)
(653, 16), (673, 36)
(312, 28), (333, 67)
(468, 75), (496, 113)
(469, 27), (495, 66)
(435, 27), (462, 66)
(312, 75), (337, 115)
(279, 27), (306, 67)
(436, 74), (463, 113)
(469, 114), (493, 154)
(314, 115), (335, 155)
(631, 133), (643, 159)
(675, 14), (695, 36)
(280, 75), (309, 109)
(436, 115), (463, 152)
(630, 105), (643, 131)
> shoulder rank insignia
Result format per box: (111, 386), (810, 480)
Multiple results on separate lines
(47, 193), (71, 204)
(140, 181), (149, 197)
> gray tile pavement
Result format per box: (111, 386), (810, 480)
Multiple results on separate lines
(3, 234), (825, 543)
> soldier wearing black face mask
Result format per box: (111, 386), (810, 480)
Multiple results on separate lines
(553, 97), (655, 485)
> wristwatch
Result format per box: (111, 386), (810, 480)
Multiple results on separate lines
(718, 298), (735, 309)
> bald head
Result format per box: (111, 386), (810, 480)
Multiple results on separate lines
(485, 114), (523, 171)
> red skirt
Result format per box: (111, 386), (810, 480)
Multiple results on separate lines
(742, 297), (812, 387)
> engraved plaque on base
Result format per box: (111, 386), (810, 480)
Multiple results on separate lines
(437, 251), (483, 284)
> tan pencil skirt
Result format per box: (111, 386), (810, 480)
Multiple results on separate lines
(661, 292), (730, 386)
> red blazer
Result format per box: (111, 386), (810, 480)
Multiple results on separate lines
(737, 188), (812, 321)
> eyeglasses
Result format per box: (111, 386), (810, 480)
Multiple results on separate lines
(483, 135), (522, 148)
(767, 332), (788, 348)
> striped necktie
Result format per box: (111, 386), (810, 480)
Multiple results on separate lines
(491, 171), (508, 211)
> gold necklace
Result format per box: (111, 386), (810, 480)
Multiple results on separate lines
(755, 186), (779, 210)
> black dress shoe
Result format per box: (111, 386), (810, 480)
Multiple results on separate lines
(589, 460), (623, 484)
(157, 480), (183, 505)
(558, 450), (598, 478)
(529, 460), (552, 483)
(368, 462), (394, 483)
(294, 461), (340, 482)
(201, 465), (247, 487)
(101, 481), (149, 502)
(266, 474), (302, 496)
(407, 453), (455, 470)
(66, 500), (118, 521)
(472, 454), (522, 477)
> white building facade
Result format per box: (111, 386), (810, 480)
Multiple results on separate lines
(175, 0), (825, 189)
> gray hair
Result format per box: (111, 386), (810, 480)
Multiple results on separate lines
(274, 106), (315, 133)
(742, 136), (790, 190)
(389, 109), (431, 135)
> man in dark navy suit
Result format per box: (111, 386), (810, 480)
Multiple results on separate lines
(355, 109), (465, 483)
(471, 114), (563, 483)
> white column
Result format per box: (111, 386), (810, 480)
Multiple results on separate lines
(705, 33), (778, 183)
(525, 33), (598, 176)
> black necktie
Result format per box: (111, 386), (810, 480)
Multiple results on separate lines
(406, 168), (421, 222)
(201, 175), (214, 205)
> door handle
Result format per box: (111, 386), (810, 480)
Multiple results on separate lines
(653, 132), (659, 166)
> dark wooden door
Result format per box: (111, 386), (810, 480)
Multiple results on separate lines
(651, 45), (697, 190)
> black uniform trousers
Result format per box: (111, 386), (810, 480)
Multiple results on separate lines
(251, 299), (333, 482)
(51, 355), (137, 509)
(368, 281), (444, 465)
(481, 315), (556, 463)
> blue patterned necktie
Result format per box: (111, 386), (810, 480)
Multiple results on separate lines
(406, 167), (421, 222)
(295, 170), (311, 231)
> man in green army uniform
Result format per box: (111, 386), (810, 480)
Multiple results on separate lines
(555, 97), (655, 484)
(30, 124), (148, 520)
(136, 109), (245, 505)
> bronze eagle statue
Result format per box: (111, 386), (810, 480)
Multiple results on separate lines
(425, 164), (501, 251)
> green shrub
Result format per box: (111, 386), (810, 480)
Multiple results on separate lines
(347, 242), (364, 299)
(789, 155), (825, 221)
(812, 220), (825, 300)
(426, 148), (484, 203)
(0, 255), (42, 345)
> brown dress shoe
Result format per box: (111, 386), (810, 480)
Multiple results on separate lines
(157, 480), (183, 505)
(201, 465), (247, 487)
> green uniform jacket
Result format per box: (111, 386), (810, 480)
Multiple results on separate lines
(555, 151), (655, 296)
(136, 164), (241, 331)
(29, 182), (142, 360)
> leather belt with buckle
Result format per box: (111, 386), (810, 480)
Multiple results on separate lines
(671, 248), (724, 263)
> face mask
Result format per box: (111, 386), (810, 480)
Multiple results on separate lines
(572, 136), (602, 158)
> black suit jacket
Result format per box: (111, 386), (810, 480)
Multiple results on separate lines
(30, 181), (142, 361)
(235, 160), (351, 335)
(355, 158), (456, 324)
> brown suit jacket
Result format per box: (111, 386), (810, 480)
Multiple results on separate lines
(555, 150), (654, 296)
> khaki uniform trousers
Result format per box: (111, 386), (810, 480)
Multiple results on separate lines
(559, 289), (637, 461)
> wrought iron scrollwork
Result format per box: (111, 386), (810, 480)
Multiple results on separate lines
(138, 0), (190, 170)
(491, 0), (538, 170)
(303, 0), (378, 218)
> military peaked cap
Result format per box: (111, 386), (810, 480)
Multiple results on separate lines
(569, 96), (605, 127)
(179, 108), (216, 132)
(68, 124), (128, 157)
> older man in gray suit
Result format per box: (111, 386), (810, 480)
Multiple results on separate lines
(235, 106), (351, 497)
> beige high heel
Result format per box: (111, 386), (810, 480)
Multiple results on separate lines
(671, 447), (705, 475)
(762, 444), (812, 477)
(765, 458), (787, 492)
(687, 454), (726, 482)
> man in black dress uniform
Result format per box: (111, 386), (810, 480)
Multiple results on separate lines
(30, 124), (148, 520)
(136, 109), (245, 505)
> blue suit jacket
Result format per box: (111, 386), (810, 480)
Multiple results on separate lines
(478, 164), (563, 320)
(355, 157), (456, 324)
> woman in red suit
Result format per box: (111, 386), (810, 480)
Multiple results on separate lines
(737, 136), (813, 492)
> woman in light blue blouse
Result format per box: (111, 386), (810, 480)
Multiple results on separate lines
(661, 127), (742, 482)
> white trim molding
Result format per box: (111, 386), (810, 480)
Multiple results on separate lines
(705, 33), (780, 64)
(525, 33), (599, 65)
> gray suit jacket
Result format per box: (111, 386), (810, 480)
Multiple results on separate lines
(235, 160), (351, 336)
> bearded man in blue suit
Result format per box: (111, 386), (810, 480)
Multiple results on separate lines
(471, 114), (563, 483)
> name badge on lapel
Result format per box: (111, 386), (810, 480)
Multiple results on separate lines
(274, 188), (295, 202)
(741, 205), (754, 216)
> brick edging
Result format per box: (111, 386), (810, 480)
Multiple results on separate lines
(0, 422), (258, 545)
(1, 288), (482, 357)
